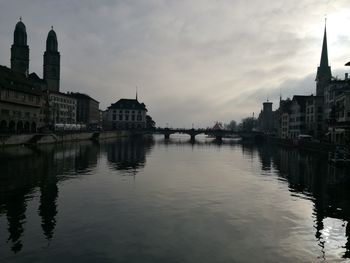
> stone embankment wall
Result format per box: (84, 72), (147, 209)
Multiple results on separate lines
(0, 131), (130, 146)
(267, 136), (336, 152)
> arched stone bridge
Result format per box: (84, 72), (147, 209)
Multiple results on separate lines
(151, 128), (263, 141)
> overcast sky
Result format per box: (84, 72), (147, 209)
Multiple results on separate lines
(1, 0), (350, 127)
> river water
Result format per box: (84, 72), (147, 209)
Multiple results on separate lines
(0, 135), (349, 262)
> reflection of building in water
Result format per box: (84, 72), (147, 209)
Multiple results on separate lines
(257, 144), (274, 171)
(106, 137), (154, 174)
(240, 143), (258, 161)
(5, 191), (27, 253)
(39, 172), (58, 240)
(0, 141), (99, 253)
(257, 144), (350, 259)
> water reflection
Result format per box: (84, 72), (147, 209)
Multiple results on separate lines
(106, 137), (154, 175)
(0, 138), (350, 260)
(254, 143), (350, 259)
(0, 142), (99, 253)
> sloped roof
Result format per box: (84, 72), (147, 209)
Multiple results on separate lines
(29, 72), (46, 84)
(212, 122), (223, 130)
(69, 92), (99, 103)
(0, 65), (42, 96)
(108, 99), (147, 111)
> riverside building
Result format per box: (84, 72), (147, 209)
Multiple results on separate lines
(104, 98), (147, 130)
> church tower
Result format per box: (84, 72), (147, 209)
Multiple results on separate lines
(43, 27), (60, 92)
(11, 18), (29, 74)
(316, 21), (332, 96)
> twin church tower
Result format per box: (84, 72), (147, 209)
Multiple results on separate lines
(10, 18), (60, 91)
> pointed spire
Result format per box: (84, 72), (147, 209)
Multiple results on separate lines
(316, 19), (332, 86)
(320, 18), (329, 68)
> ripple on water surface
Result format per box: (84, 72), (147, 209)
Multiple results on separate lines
(0, 136), (350, 262)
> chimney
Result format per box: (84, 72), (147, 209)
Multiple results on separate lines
(345, 73), (349, 80)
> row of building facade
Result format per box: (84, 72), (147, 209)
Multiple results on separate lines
(257, 23), (350, 145)
(0, 20), (153, 133)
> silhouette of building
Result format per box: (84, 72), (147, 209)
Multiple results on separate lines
(1, 20), (104, 130)
(11, 19), (29, 75)
(258, 100), (274, 133)
(278, 98), (292, 139)
(48, 91), (77, 125)
(289, 95), (308, 139)
(305, 95), (324, 139)
(43, 27), (60, 92)
(104, 98), (147, 130)
(0, 65), (45, 133)
(316, 23), (332, 97)
(68, 92), (99, 127)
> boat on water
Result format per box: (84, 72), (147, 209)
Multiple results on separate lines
(328, 146), (350, 165)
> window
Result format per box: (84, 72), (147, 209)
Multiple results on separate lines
(119, 114), (122, 121)
(1, 109), (9, 115)
(131, 115), (135, 121)
(125, 115), (129, 121)
(112, 114), (116, 121)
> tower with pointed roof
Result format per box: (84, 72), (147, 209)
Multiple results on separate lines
(316, 21), (332, 96)
(11, 18), (29, 74)
(43, 27), (60, 92)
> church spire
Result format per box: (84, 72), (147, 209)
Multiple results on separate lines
(320, 19), (329, 69)
(11, 18), (29, 74)
(44, 27), (60, 91)
(316, 19), (332, 96)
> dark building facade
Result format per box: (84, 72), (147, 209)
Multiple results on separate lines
(68, 92), (99, 126)
(316, 24), (332, 97)
(258, 101), (274, 133)
(43, 28), (60, 92)
(11, 19), (29, 75)
(0, 65), (45, 133)
(104, 99), (147, 130)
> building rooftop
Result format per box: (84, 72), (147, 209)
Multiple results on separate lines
(0, 65), (42, 96)
(108, 99), (147, 111)
(68, 92), (99, 103)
